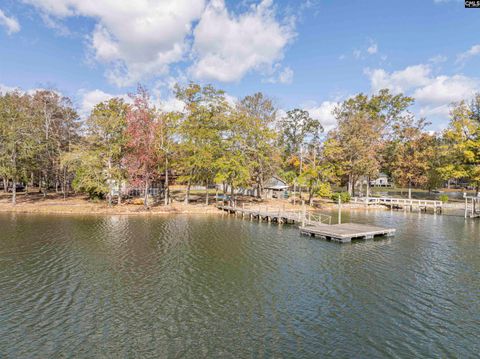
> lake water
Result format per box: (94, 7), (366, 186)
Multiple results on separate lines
(0, 210), (479, 358)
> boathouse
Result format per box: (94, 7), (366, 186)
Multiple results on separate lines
(264, 176), (289, 199)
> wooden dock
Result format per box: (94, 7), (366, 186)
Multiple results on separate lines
(352, 196), (443, 213)
(218, 204), (395, 243)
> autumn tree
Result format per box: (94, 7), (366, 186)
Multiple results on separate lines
(31, 90), (79, 196)
(324, 112), (381, 196)
(0, 92), (37, 204)
(237, 92), (279, 198)
(279, 109), (323, 199)
(327, 90), (415, 195)
(175, 83), (229, 204)
(153, 111), (179, 205)
(439, 96), (480, 193)
(388, 118), (435, 198)
(63, 98), (128, 204)
(124, 86), (162, 208)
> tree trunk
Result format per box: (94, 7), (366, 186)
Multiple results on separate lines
(205, 180), (209, 205)
(366, 177), (370, 201)
(62, 166), (67, 200)
(164, 157), (169, 206)
(408, 181), (412, 199)
(12, 148), (17, 205)
(256, 175), (264, 199)
(293, 181), (297, 205)
(308, 185), (314, 206)
(117, 187), (122, 205)
(2, 178), (7, 193)
(144, 179), (149, 209)
(185, 179), (191, 205)
(107, 158), (113, 207)
(230, 183), (235, 206)
(347, 174), (353, 196)
(12, 177), (16, 206)
(42, 172), (47, 198)
(351, 176), (356, 197)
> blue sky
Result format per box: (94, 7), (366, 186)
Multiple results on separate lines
(0, 0), (479, 130)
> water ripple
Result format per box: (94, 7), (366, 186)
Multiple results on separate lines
(0, 211), (479, 358)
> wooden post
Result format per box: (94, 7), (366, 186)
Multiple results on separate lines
(293, 181), (297, 206)
(366, 178), (370, 208)
(338, 197), (342, 225)
(302, 200), (306, 226)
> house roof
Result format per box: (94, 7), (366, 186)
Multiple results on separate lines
(264, 176), (289, 190)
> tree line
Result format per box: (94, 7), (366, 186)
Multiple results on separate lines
(1, 83), (480, 206)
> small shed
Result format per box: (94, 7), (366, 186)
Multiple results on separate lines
(264, 176), (289, 199)
(370, 173), (390, 187)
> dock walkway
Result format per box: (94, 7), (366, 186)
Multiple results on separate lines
(218, 204), (395, 243)
(352, 197), (443, 213)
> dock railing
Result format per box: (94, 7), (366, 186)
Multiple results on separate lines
(352, 196), (443, 211)
(223, 203), (332, 226)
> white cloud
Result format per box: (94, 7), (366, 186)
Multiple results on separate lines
(278, 67), (294, 84)
(413, 75), (479, 104)
(265, 65), (294, 84)
(365, 63), (480, 124)
(0, 83), (18, 93)
(429, 54), (447, 64)
(78, 89), (116, 118)
(419, 104), (450, 119)
(367, 42), (378, 55)
(24, 0), (295, 86)
(305, 101), (338, 132)
(352, 39), (379, 60)
(78, 87), (190, 118)
(0, 9), (20, 35)
(365, 64), (432, 93)
(456, 44), (480, 65)
(190, 0), (295, 82)
(24, 0), (206, 86)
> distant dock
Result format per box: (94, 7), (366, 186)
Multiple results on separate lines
(217, 204), (395, 243)
(352, 197), (443, 213)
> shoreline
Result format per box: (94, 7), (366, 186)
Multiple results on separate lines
(0, 197), (386, 217)
(0, 193), (463, 217)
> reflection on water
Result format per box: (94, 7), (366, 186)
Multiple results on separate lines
(0, 211), (479, 358)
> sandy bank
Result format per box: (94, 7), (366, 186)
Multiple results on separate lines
(0, 193), (389, 216)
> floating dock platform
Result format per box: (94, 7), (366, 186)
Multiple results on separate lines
(300, 223), (395, 243)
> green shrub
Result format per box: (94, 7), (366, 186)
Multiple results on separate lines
(439, 194), (449, 203)
(331, 192), (351, 203)
(315, 182), (333, 198)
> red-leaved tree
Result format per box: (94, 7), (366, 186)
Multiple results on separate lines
(124, 85), (160, 208)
